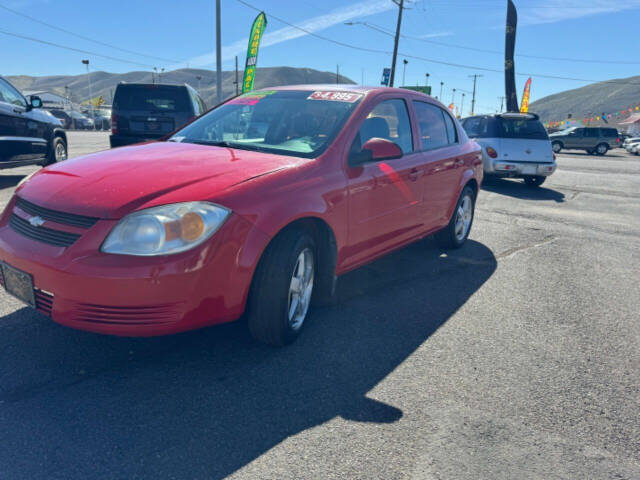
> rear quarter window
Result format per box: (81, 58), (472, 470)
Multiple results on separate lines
(113, 86), (190, 113)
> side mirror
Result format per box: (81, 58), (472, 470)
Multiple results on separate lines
(349, 137), (403, 165)
(29, 96), (42, 109)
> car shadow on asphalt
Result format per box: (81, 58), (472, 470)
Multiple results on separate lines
(0, 175), (26, 189)
(482, 177), (565, 203)
(0, 238), (496, 479)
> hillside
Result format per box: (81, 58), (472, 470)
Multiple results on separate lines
(529, 75), (640, 123)
(7, 67), (355, 107)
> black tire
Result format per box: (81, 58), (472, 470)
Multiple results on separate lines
(595, 143), (608, 156)
(551, 141), (562, 153)
(248, 229), (316, 346)
(524, 175), (546, 187)
(434, 186), (475, 250)
(46, 136), (67, 165)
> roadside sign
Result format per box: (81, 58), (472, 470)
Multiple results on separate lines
(381, 68), (391, 87)
(402, 86), (432, 95)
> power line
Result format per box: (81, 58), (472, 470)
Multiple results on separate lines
(234, 0), (640, 86)
(355, 21), (640, 66)
(0, 2), (182, 64)
(0, 29), (155, 68)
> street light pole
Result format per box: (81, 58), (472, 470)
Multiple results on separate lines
(402, 59), (408, 86)
(460, 93), (465, 117)
(215, 0), (222, 103)
(451, 88), (456, 106)
(388, 0), (404, 87)
(439, 81), (444, 101)
(196, 75), (202, 92)
(425, 73), (430, 88)
(81, 59), (95, 131)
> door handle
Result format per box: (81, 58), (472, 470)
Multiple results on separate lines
(455, 158), (465, 167)
(408, 168), (421, 181)
(13, 108), (23, 114)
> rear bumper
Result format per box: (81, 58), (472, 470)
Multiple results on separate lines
(487, 161), (556, 177)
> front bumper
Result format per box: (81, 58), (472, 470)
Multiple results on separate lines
(487, 161), (556, 177)
(0, 201), (269, 336)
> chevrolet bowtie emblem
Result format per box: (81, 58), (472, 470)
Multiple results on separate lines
(29, 216), (45, 227)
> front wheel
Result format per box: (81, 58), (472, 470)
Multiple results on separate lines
(248, 229), (316, 346)
(524, 175), (546, 187)
(435, 186), (475, 249)
(551, 141), (562, 153)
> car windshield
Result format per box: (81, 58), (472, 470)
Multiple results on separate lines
(171, 90), (363, 158)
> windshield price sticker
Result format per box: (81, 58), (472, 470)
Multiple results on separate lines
(308, 91), (362, 103)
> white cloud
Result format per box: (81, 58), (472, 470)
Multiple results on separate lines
(518, 0), (640, 26)
(184, 0), (395, 68)
(416, 31), (453, 39)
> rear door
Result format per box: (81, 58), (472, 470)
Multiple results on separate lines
(113, 85), (190, 138)
(413, 100), (463, 228)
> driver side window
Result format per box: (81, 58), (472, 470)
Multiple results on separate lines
(0, 79), (27, 108)
(350, 99), (413, 157)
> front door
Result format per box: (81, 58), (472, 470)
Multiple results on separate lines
(344, 98), (425, 268)
(564, 128), (584, 149)
(0, 78), (31, 164)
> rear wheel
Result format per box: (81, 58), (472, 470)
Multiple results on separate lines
(595, 143), (608, 156)
(551, 141), (562, 153)
(435, 186), (475, 249)
(524, 175), (546, 187)
(248, 229), (316, 346)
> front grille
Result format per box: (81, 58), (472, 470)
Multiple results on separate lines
(16, 197), (99, 229)
(71, 303), (182, 326)
(9, 214), (81, 247)
(35, 289), (54, 316)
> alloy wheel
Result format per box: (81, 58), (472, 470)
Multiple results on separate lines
(288, 248), (314, 331)
(454, 195), (473, 242)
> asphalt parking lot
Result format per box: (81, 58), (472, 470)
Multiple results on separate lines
(1, 132), (639, 479)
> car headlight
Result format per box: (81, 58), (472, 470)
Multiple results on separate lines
(101, 202), (230, 256)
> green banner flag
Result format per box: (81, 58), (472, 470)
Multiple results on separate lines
(242, 12), (267, 94)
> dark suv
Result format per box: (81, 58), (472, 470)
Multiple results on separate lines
(110, 83), (207, 148)
(549, 127), (619, 155)
(0, 76), (67, 169)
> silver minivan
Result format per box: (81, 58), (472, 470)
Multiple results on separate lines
(461, 113), (556, 187)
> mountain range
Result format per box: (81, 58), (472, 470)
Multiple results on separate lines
(529, 75), (640, 124)
(7, 67), (355, 108)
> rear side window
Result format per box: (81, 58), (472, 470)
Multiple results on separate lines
(462, 116), (495, 138)
(114, 85), (190, 113)
(497, 117), (548, 140)
(413, 101), (449, 150)
(584, 129), (599, 138)
(602, 128), (617, 137)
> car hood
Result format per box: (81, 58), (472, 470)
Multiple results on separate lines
(18, 142), (301, 219)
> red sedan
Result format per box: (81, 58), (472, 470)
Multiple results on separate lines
(0, 86), (482, 346)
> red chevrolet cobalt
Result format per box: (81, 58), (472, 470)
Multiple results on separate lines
(0, 86), (482, 346)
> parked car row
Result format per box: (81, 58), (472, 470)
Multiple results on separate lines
(623, 136), (640, 155)
(47, 108), (112, 130)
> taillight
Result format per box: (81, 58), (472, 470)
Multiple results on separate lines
(486, 146), (498, 158)
(111, 114), (118, 134)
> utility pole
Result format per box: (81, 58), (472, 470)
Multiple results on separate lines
(460, 93), (465, 117)
(402, 59), (408, 86)
(235, 56), (239, 95)
(439, 81), (444, 100)
(469, 74), (483, 115)
(389, 0), (404, 87)
(498, 96), (505, 113)
(81, 59), (95, 130)
(215, 0), (222, 103)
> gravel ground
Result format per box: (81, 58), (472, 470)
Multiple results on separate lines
(0, 132), (638, 479)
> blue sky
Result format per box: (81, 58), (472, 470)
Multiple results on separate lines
(1, 0), (639, 114)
